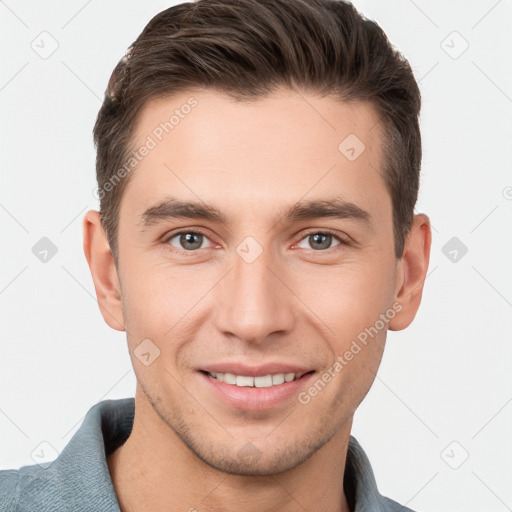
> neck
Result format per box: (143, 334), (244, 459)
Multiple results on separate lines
(108, 388), (352, 512)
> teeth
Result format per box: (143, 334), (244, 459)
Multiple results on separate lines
(208, 372), (301, 387)
(224, 373), (237, 385)
(272, 374), (285, 385)
(236, 375), (254, 387)
(254, 375), (273, 388)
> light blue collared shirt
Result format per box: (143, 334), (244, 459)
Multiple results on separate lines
(0, 398), (415, 511)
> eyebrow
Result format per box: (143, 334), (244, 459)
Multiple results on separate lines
(138, 196), (371, 228)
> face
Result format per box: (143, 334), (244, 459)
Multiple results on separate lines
(113, 88), (402, 475)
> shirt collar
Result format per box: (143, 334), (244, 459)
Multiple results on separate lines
(19, 398), (406, 512)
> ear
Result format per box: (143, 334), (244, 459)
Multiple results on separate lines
(388, 213), (432, 331)
(83, 210), (125, 331)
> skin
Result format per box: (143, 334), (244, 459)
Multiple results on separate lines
(83, 87), (431, 512)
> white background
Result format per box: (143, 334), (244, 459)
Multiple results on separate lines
(1, 1), (511, 511)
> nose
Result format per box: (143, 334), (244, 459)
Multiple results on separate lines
(214, 242), (296, 345)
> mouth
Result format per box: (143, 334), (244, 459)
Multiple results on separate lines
(202, 370), (311, 388)
(197, 366), (316, 411)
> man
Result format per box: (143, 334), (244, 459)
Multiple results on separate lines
(0, 0), (431, 510)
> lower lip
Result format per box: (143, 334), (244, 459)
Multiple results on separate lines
(198, 371), (315, 411)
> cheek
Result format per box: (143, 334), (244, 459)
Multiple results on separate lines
(309, 260), (394, 405)
(119, 256), (205, 334)
(293, 258), (395, 343)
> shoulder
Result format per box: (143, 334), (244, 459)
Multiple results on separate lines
(346, 435), (418, 512)
(0, 398), (134, 512)
(0, 463), (60, 512)
(0, 469), (19, 511)
(380, 495), (417, 512)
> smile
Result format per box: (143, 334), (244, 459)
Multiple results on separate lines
(198, 368), (316, 411)
(206, 371), (306, 387)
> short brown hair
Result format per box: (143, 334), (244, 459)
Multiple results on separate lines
(93, 0), (421, 263)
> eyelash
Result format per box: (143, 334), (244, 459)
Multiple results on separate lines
(162, 228), (349, 255)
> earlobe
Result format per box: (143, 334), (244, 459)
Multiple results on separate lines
(389, 214), (432, 331)
(83, 210), (125, 331)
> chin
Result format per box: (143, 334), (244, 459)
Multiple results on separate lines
(193, 447), (312, 477)
(177, 427), (334, 477)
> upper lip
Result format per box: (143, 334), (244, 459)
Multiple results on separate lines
(199, 363), (313, 378)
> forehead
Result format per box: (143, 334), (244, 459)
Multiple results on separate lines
(121, 88), (388, 223)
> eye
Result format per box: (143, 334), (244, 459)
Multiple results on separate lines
(164, 229), (347, 254)
(166, 231), (212, 251)
(296, 231), (343, 251)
